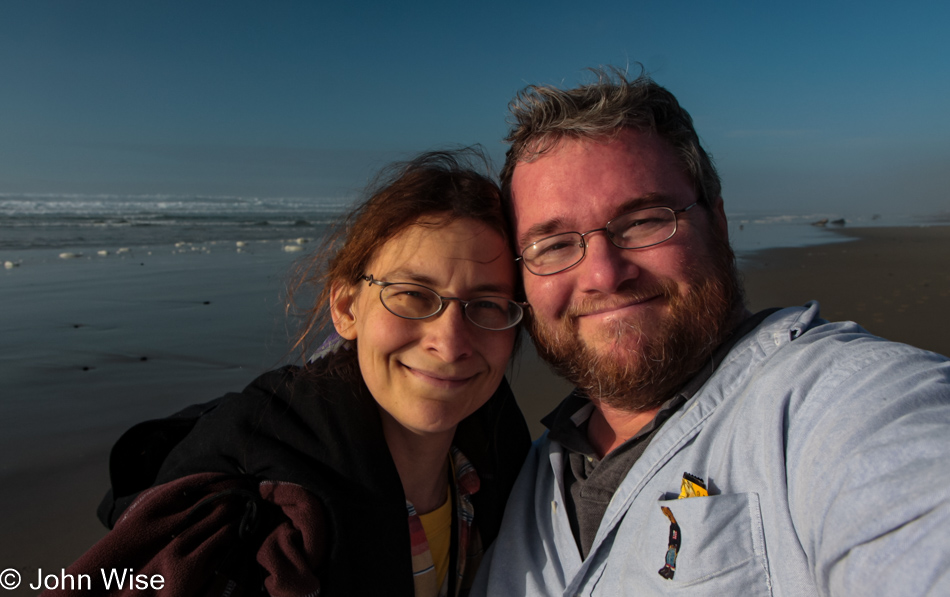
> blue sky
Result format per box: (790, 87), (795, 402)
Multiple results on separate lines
(1, 1), (948, 217)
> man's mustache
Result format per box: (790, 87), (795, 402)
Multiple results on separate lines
(564, 280), (679, 320)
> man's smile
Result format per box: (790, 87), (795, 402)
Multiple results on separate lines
(575, 294), (664, 320)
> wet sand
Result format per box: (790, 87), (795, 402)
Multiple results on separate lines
(740, 226), (950, 357)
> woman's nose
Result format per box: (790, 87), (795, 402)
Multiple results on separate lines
(422, 300), (474, 362)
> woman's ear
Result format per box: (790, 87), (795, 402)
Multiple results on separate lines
(329, 281), (359, 340)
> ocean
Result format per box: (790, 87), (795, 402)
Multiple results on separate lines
(1, 192), (946, 262)
(0, 193), (348, 256)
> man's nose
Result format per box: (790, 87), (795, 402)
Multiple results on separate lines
(575, 232), (640, 294)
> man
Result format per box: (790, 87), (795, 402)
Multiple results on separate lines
(472, 69), (950, 596)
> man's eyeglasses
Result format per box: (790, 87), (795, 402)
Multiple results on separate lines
(516, 203), (698, 276)
(361, 275), (526, 331)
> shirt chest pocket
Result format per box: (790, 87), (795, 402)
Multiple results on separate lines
(596, 492), (772, 595)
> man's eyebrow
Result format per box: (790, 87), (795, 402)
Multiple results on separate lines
(383, 269), (514, 296)
(519, 217), (569, 250)
(613, 194), (679, 215)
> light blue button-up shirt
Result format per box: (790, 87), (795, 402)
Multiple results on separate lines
(473, 303), (950, 596)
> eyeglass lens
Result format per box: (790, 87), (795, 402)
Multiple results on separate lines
(523, 206), (678, 275)
(379, 284), (519, 330)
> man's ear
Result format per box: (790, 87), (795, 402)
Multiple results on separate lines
(329, 281), (359, 340)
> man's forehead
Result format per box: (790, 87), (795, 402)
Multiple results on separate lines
(510, 130), (692, 234)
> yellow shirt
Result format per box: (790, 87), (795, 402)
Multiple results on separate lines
(417, 488), (452, 593)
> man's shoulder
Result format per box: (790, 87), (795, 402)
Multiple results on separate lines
(734, 302), (948, 367)
(711, 302), (949, 418)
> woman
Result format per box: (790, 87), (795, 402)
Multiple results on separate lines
(50, 149), (530, 597)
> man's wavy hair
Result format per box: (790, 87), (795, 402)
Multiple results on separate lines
(500, 66), (721, 213)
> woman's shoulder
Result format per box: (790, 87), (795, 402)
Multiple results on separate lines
(99, 360), (365, 526)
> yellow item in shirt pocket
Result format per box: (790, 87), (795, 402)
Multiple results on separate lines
(678, 472), (708, 499)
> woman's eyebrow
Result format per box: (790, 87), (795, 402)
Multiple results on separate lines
(384, 269), (513, 296)
(384, 269), (436, 286)
(466, 282), (515, 296)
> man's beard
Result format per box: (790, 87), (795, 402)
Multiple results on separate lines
(528, 233), (743, 412)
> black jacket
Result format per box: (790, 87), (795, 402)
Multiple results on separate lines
(98, 355), (530, 596)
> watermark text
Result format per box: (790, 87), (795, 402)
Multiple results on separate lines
(0, 568), (165, 591)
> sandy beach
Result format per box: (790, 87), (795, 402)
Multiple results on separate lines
(740, 225), (950, 358)
(1, 225), (948, 592)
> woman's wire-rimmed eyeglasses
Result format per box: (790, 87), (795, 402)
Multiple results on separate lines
(361, 275), (527, 331)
